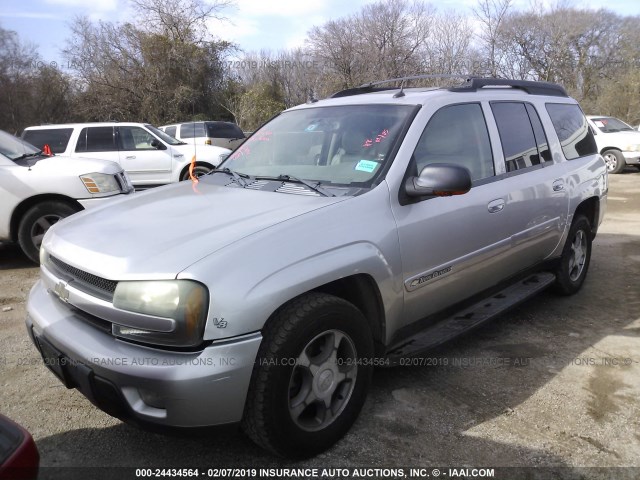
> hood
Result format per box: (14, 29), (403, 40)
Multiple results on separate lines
(43, 177), (346, 280)
(17, 155), (122, 175)
(594, 130), (640, 147)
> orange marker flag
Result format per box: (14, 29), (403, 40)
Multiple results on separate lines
(189, 154), (198, 183)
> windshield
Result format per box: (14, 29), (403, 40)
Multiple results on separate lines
(590, 117), (634, 133)
(220, 104), (415, 186)
(145, 124), (184, 145)
(0, 130), (40, 161)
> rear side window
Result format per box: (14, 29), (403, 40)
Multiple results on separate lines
(413, 103), (494, 182)
(546, 104), (597, 160)
(206, 122), (244, 139)
(491, 102), (551, 172)
(179, 123), (206, 139)
(76, 127), (116, 152)
(22, 128), (73, 154)
(165, 126), (177, 137)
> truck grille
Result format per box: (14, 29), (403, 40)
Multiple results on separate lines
(48, 255), (117, 301)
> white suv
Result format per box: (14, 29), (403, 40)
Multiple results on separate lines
(22, 123), (232, 189)
(0, 130), (133, 263)
(586, 115), (640, 173)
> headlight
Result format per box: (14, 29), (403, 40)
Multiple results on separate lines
(80, 173), (120, 194)
(112, 280), (209, 348)
(624, 144), (640, 152)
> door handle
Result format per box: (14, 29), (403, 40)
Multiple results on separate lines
(125, 155), (136, 160)
(488, 199), (505, 213)
(552, 179), (564, 192)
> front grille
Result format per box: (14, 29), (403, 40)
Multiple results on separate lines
(49, 255), (117, 301)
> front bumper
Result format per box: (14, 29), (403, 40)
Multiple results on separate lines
(77, 192), (133, 210)
(26, 279), (261, 427)
(622, 151), (640, 164)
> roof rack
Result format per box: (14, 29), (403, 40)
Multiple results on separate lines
(449, 78), (568, 97)
(329, 74), (474, 98)
(329, 75), (568, 99)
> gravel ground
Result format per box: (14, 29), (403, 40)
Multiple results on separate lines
(1, 171), (639, 479)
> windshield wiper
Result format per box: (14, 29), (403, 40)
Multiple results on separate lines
(13, 151), (43, 161)
(257, 174), (335, 197)
(211, 167), (250, 187)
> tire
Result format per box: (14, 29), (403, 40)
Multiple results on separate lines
(602, 149), (625, 174)
(552, 215), (592, 296)
(242, 292), (374, 458)
(180, 164), (213, 181)
(17, 201), (79, 264)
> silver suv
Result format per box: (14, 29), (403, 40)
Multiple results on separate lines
(26, 78), (607, 458)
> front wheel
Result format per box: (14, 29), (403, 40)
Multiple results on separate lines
(242, 293), (374, 458)
(602, 149), (625, 174)
(552, 215), (592, 296)
(17, 201), (79, 263)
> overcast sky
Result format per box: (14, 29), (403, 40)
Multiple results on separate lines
(2, 0), (639, 67)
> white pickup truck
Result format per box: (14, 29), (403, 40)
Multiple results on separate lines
(0, 130), (133, 262)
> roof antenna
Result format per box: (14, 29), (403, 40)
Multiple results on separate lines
(393, 79), (405, 98)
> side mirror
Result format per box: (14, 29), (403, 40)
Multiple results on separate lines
(150, 138), (163, 149)
(405, 163), (472, 198)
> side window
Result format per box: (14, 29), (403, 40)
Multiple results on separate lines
(180, 123), (206, 139)
(22, 128), (73, 154)
(545, 104), (598, 160)
(118, 126), (158, 150)
(413, 103), (494, 182)
(525, 104), (552, 163)
(76, 127), (116, 152)
(491, 102), (545, 172)
(165, 126), (177, 138)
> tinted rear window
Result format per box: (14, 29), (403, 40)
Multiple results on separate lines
(165, 126), (177, 137)
(205, 122), (244, 139)
(179, 123), (206, 138)
(546, 104), (597, 160)
(76, 127), (116, 152)
(22, 128), (73, 154)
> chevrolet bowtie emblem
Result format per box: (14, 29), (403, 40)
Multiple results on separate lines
(53, 281), (70, 303)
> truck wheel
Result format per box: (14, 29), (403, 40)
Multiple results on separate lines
(180, 164), (213, 181)
(552, 215), (592, 296)
(602, 149), (625, 174)
(17, 202), (79, 264)
(242, 292), (374, 458)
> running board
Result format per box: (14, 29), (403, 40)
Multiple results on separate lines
(385, 272), (556, 363)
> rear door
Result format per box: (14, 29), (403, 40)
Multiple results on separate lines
(74, 126), (120, 164)
(487, 101), (569, 270)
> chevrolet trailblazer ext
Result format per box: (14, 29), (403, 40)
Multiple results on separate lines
(26, 78), (607, 458)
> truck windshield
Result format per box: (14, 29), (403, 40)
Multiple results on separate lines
(220, 104), (414, 187)
(0, 130), (41, 161)
(590, 117), (635, 133)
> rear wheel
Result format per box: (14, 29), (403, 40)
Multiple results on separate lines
(602, 149), (625, 174)
(180, 164), (213, 181)
(242, 292), (373, 458)
(552, 215), (592, 296)
(17, 201), (79, 263)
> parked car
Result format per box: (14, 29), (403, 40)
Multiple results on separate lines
(0, 414), (39, 480)
(159, 121), (246, 150)
(0, 130), (133, 263)
(27, 78), (606, 458)
(586, 115), (640, 173)
(22, 123), (232, 189)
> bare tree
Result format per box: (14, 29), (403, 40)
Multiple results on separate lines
(473, 0), (512, 77)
